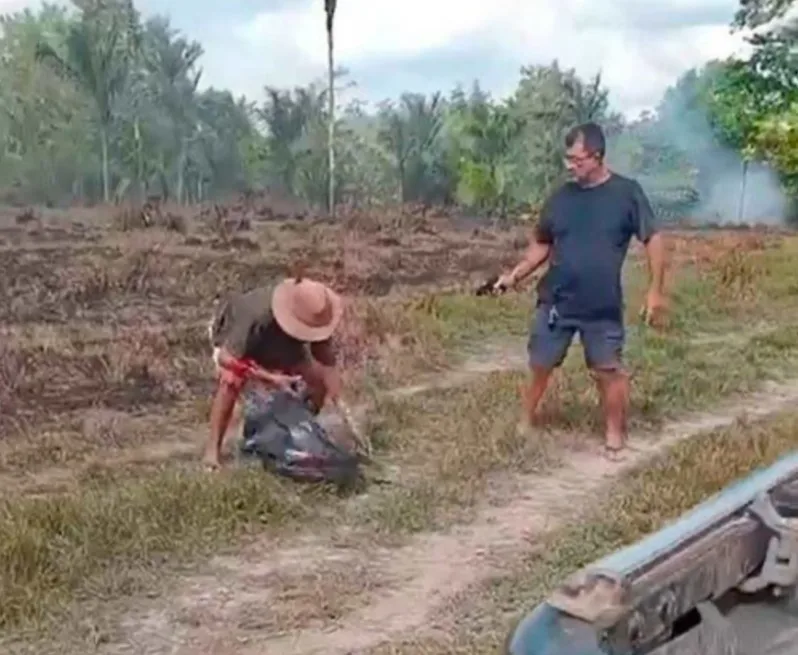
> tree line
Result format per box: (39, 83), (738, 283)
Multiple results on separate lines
(0, 0), (796, 224)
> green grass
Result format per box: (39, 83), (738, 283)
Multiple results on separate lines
(4, 236), (798, 639)
(0, 469), (313, 631)
(350, 322), (798, 537)
(4, 317), (798, 636)
(365, 409), (798, 654)
(4, 321), (798, 637)
(398, 234), (798, 371)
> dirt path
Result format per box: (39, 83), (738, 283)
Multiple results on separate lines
(83, 377), (798, 655)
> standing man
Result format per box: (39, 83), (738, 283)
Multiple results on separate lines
(203, 277), (345, 471)
(495, 122), (666, 459)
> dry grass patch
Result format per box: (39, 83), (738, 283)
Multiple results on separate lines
(3, 322), (798, 634)
(3, 226), (798, 642)
(4, 322), (796, 640)
(347, 322), (798, 539)
(0, 470), (315, 632)
(0, 401), (206, 476)
(341, 291), (531, 393)
(232, 558), (388, 634)
(365, 409), (798, 655)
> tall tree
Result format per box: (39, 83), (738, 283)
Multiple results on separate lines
(377, 92), (445, 203)
(508, 61), (615, 206)
(0, 5), (92, 204)
(733, 0), (795, 29)
(455, 98), (523, 217)
(35, 0), (141, 202)
(257, 83), (327, 198)
(142, 16), (203, 203)
(325, 0), (337, 217)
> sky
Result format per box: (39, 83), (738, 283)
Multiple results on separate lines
(0, 0), (753, 118)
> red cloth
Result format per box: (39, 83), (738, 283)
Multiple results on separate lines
(217, 355), (256, 393)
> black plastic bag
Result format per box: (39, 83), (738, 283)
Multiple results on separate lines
(238, 386), (362, 487)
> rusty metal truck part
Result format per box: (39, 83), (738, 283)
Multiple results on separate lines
(505, 452), (798, 655)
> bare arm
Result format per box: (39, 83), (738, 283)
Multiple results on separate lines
(309, 338), (337, 368)
(309, 338), (342, 404)
(503, 200), (554, 287)
(644, 232), (666, 293)
(207, 379), (240, 463)
(630, 180), (666, 294)
(507, 240), (551, 286)
(204, 345), (298, 466)
(214, 345), (290, 387)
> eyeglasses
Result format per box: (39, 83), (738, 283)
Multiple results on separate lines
(564, 152), (597, 165)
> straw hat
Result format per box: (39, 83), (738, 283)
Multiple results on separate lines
(271, 277), (343, 342)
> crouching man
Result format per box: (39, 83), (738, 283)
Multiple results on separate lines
(203, 277), (345, 471)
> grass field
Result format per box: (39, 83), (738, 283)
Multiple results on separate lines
(2, 201), (798, 654)
(365, 408), (798, 655)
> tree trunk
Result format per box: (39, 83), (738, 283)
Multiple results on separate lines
(326, 8), (336, 218)
(135, 117), (144, 204)
(177, 138), (186, 204)
(100, 125), (110, 203)
(737, 159), (748, 222)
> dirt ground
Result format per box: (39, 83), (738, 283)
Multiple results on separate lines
(96, 381), (798, 655)
(2, 199), (798, 654)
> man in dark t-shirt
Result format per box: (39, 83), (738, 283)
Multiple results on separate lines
(495, 122), (667, 459)
(203, 277), (345, 470)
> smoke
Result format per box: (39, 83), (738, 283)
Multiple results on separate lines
(629, 81), (793, 226)
(693, 160), (788, 225)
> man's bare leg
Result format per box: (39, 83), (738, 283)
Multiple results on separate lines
(226, 396), (245, 438)
(521, 365), (553, 425)
(593, 368), (629, 452)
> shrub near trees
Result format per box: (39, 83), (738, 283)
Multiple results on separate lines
(0, 0), (795, 224)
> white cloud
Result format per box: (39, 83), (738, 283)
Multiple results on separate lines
(232, 0), (749, 116)
(240, 0), (519, 64)
(0, 0), (752, 117)
(0, 0), (44, 12)
(0, 0), (29, 8)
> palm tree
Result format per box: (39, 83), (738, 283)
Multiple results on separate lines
(143, 16), (203, 203)
(377, 92), (443, 202)
(35, 0), (140, 203)
(325, 0), (337, 217)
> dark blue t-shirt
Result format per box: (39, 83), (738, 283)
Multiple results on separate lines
(535, 173), (658, 322)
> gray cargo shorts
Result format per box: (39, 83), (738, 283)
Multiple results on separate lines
(527, 304), (625, 371)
